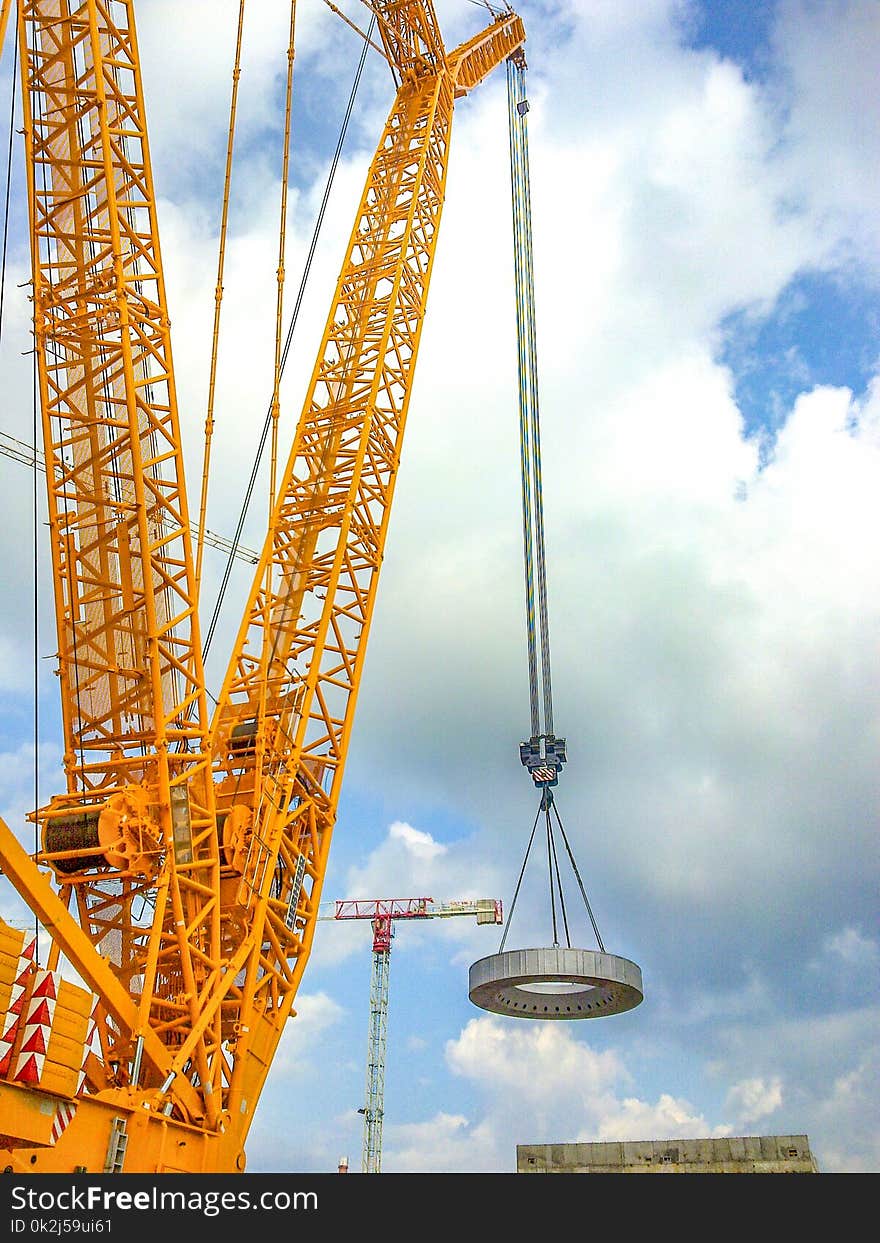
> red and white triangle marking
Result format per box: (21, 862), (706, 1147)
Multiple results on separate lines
(13, 966), (57, 1085)
(76, 995), (99, 1094)
(0, 934), (36, 1079)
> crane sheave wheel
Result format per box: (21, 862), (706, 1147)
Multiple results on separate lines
(468, 947), (643, 1019)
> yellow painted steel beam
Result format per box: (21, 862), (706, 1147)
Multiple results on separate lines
(0, 0), (13, 58)
(207, 4), (524, 1142)
(20, 0), (213, 793)
(449, 12), (526, 95)
(373, 0), (447, 74)
(17, 0), (221, 1125)
(0, 817), (201, 1122)
(3, 0), (526, 1168)
(0, 1080), (243, 1172)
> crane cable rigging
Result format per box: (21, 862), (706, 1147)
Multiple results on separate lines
(0, 0), (16, 347)
(3, 15), (43, 952)
(0, 0), (537, 1167)
(502, 50), (603, 955)
(194, 0), (248, 597)
(468, 52), (643, 1024)
(201, 15), (375, 663)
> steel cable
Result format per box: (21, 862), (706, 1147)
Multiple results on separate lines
(203, 18), (375, 661)
(0, 8), (17, 347)
(507, 54), (554, 739)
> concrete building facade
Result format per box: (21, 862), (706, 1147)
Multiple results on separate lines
(517, 1134), (819, 1174)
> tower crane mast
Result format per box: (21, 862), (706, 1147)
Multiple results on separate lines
(320, 897), (502, 1173)
(0, 0), (526, 1172)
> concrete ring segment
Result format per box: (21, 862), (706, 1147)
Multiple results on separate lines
(468, 947), (643, 1019)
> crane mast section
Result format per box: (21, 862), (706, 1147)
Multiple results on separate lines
(20, 0), (212, 793)
(16, 1), (221, 1124)
(363, 941), (390, 1174)
(373, 0), (446, 76)
(331, 897), (503, 922)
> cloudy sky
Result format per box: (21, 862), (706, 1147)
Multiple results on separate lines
(0, 0), (878, 1176)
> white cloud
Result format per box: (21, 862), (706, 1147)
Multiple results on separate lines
(341, 820), (501, 920)
(772, 0), (880, 272)
(383, 1111), (502, 1174)
(807, 926), (880, 1002)
(388, 819), (448, 862)
(1, 0), (879, 1176)
(135, 0), (340, 185)
(309, 819), (505, 968)
(823, 928), (880, 970)
(725, 1076), (783, 1125)
(269, 991), (344, 1075)
(810, 1045), (880, 1173)
(704, 1005), (880, 1171)
(379, 1015), (732, 1171)
(448, 1015), (625, 1099)
(592, 1092), (726, 1142)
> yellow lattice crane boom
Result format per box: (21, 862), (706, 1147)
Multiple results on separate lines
(0, 0), (524, 1173)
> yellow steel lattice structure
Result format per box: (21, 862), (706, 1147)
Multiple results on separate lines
(0, 0), (525, 1173)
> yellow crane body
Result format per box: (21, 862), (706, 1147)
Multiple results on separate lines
(0, 0), (525, 1173)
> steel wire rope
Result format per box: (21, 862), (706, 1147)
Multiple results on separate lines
(253, 0), (298, 846)
(1, 22), (38, 951)
(0, 16), (34, 939)
(498, 800), (541, 953)
(32, 340), (40, 960)
(508, 53), (553, 737)
(547, 804), (571, 948)
(104, 48), (156, 757)
(0, 2), (16, 346)
(203, 15), (377, 917)
(518, 80), (554, 737)
(202, 17), (375, 663)
(507, 56), (540, 737)
(505, 55), (608, 956)
(551, 798), (605, 953)
(195, 0), (247, 597)
(545, 806), (558, 946)
(25, 14), (88, 787)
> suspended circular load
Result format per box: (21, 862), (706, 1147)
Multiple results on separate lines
(468, 947), (643, 1020)
(468, 52), (644, 1023)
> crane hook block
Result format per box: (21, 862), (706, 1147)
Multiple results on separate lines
(519, 733), (567, 788)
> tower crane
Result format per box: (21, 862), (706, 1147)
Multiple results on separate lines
(319, 896), (502, 1174)
(0, 0), (526, 1172)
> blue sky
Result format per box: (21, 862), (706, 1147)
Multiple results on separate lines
(0, 0), (878, 1176)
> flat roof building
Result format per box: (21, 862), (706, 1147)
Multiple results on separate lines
(517, 1134), (819, 1174)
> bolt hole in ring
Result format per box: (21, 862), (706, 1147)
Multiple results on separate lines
(468, 947), (643, 1020)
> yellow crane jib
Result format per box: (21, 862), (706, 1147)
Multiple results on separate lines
(0, 0), (525, 1172)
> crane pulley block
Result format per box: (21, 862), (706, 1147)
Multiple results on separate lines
(520, 734), (567, 787)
